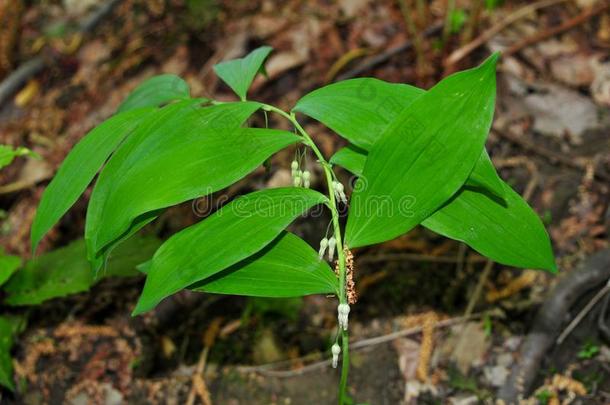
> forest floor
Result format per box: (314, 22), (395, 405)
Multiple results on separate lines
(0, 0), (609, 404)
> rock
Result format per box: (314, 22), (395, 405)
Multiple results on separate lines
(591, 60), (610, 107)
(449, 394), (479, 405)
(484, 364), (509, 387)
(523, 83), (601, 143)
(550, 54), (595, 87)
(69, 383), (123, 405)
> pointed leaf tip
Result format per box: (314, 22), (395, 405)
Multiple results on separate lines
(213, 46), (274, 100)
(483, 51), (500, 69)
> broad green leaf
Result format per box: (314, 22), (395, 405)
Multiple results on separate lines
(294, 78), (424, 150)
(85, 101), (299, 264)
(0, 316), (25, 391)
(335, 147), (555, 270)
(117, 74), (192, 113)
(331, 145), (503, 197)
(422, 183), (557, 272)
(346, 54), (499, 248)
(0, 249), (21, 287)
(332, 147), (555, 270)
(30, 107), (156, 252)
(213, 46), (273, 101)
(190, 232), (339, 297)
(0, 145), (39, 170)
(4, 235), (161, 306)
(133, 187), (328, 315)
(329, 145), (368, 176)
(297, 78), (504, 198)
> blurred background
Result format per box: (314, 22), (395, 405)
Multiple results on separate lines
(0, 0), (609, 403)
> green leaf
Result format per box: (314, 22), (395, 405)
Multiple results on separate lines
(466, 150), (504, 194)
(4, 235), (161, 306)
(295, 77), (504, 198)
(331, 146), (504, 197)
(0, 145), (39, 170)
(0, 249), (21, 287)
(133, 187), (328, 315)
(329, 145), (368, 177)
(422, 184), (557, 272)
(450, 9), (467, 33)
(213, 46), (273, 101)
(294, 78), (423, 150)
(0, 315), (25, 391)
(117, 74), (192, 113)
(30, 107), (156, 252)
(346, 54), (499, 248)
(333, 143), (555, 271)
(190, 232), (338, 297)
(85, 101), (299, 264)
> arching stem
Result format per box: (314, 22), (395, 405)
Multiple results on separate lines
(262, 104), (350, 404)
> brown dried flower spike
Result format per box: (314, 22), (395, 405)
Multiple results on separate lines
(336, 247), (357, 305)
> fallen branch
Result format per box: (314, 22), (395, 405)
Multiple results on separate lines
(444, 0), (570, 72)
(236, 314), (480, 378)
(497, 249), (610, 403)
(505, 2), (610, 56)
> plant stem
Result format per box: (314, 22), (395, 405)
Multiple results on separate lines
(262, 103), (350, 404)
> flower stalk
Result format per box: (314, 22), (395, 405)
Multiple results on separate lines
(262, 103), (351, 404)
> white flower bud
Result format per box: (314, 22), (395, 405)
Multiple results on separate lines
(318, 237), (329, 260)
(331, 343), (341, 368)
(291, 160), (299, 171)
(333, 181), (347, 203)
(302, 170), (311, 188)
(328, 236), (336, 261)
(293, 173), (302, 187)
(337, 303), (350, 330)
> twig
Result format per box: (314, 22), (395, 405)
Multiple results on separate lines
(185, 347), (212, 405)
(0, 0), (121, 107)
(335, 21), (443, 81)
(463, 259), (494, 318)
(498, 249), (610, 402)
(398, 0), (426, 79)
(556, 279), (610, 344)
(444, 0), (570, 71)
(505, 2), (609, 56)
(236, 314), (480, 378)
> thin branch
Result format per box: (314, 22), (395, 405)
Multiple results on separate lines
(237, 314), (481, 378)
(444, 0), (570, 71)
(505, 2), (609, 56)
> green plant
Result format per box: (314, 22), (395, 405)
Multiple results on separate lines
(0, 145), (38, 170)
(577, 341), (600, 360)
(28, 46), (556, 403)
